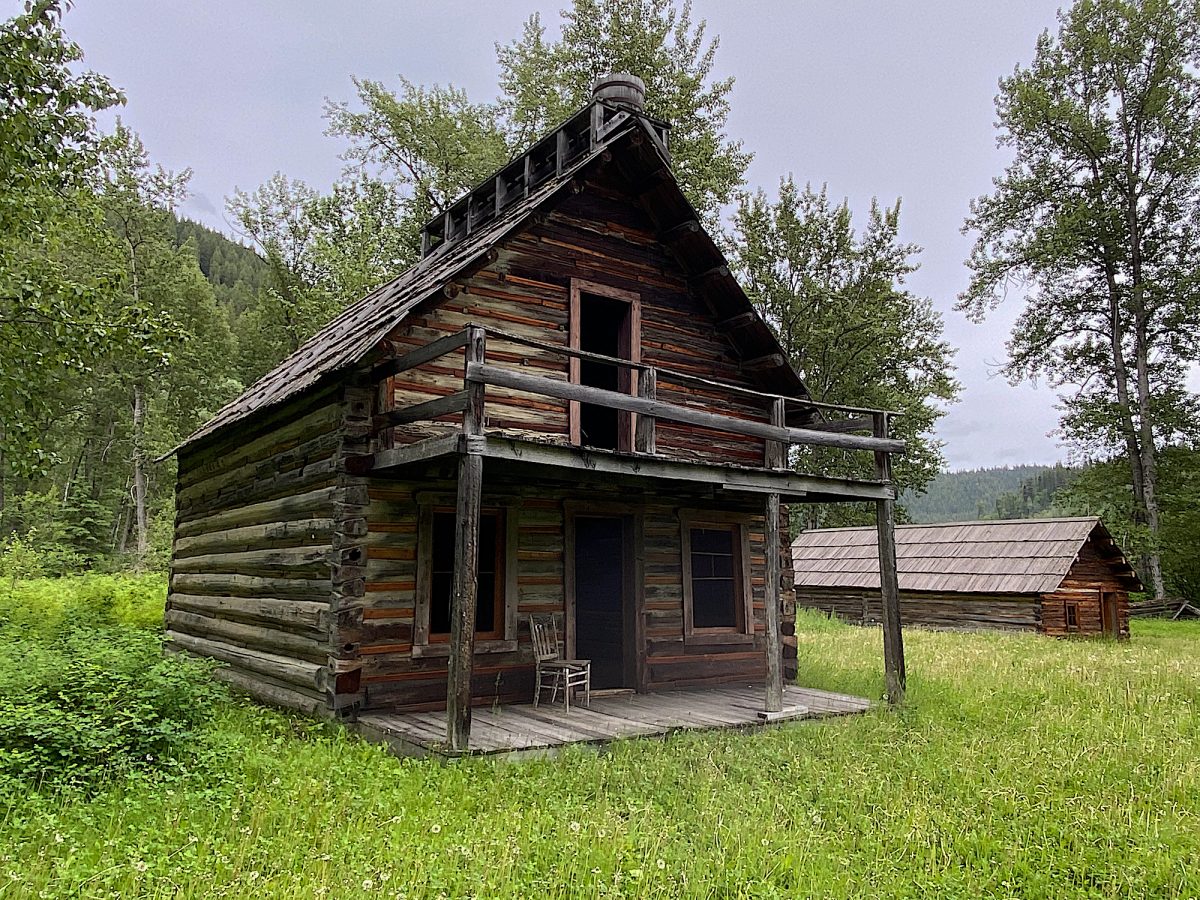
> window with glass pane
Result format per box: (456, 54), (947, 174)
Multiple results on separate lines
(689, 526), (739, 629)
(430, 510), (501, 638)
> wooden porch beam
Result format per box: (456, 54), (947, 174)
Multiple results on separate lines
(763, 492), (783, 713)
(446, 325), (487, 752)
(370, 330), (469, 382)
(373, 391), (468, 430)
(874, 411), (906, 705)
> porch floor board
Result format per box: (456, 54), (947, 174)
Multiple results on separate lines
(356, 684), (872, 759)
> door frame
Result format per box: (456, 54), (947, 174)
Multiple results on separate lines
(1100, 590), (1119, 637)
(563, 501), (645, 691)
(568, 279), (642, 450)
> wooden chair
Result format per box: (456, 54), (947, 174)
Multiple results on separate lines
(529, 615), (591, 711)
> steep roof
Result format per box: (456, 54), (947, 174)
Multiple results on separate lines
(791, 517), (1142, 594)
(176, 109), (811, 455)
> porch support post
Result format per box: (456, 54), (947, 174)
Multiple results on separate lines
(764, 491), (783, 713)
(446, 325), (486, 751)
(873, 412), (905, 705)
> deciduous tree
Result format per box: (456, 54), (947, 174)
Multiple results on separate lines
(959, 0), (1200, 599)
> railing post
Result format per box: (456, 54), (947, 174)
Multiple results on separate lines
(765, 398), (787, 469)
(446, 325), (486, 752)
(873, 411), (905, 705)
(635, 366), (657, 454)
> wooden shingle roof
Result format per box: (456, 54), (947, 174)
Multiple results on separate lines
(174, 110), (811, 455)
(791, 517), (1142, 594)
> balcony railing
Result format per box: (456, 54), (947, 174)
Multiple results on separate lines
(367, 324), (905, 472)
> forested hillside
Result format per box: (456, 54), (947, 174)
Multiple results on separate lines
(901, 465), (1056, 523)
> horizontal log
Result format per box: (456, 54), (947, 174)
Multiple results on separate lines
(175, 486), (338, 536)
(176, 459), (338, 519)
(210, 665), (328, 717)
(177, 430), (341, 506)
(467, 363), (907, 454)
(170, 572), (332, 603)
(167, 593), (329, 632)
(806, 416), (873, 435)
(166, 609), (329, 662)
(371, 330), (469, 381)
(174, 518), (335, 558)
(171, 546), (330, 578)
(375, 391), (468, 430)
(167, 631), (330, 691)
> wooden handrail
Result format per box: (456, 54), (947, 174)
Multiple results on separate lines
(466, 362), (906, 455)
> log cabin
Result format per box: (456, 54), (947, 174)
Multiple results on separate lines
(164, 74), (907, 755)
(792, 517), (1141, 637)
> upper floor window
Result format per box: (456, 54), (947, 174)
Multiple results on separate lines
(569, 279), (640, 451)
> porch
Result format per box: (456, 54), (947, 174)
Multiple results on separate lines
(355, 683), (872, 759)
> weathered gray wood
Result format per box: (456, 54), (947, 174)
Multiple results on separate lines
(477, 436), (895, 501)
(209, 665), (328, 717)
(467, 363), (907, 454)
(165, 609), (328, 662)
(370, 328), (469, 381)
(806, 416), (874, 435)
(764, 492), (783, 713)
(356, 434), (461, 476)
(170, 546), (329, 577)
(635, 367), (657, 454)
(169, 572), (331, 602)
(374, 391), (468, 430)
(765, 397), (786, 469)
(175, 486), (338, 537)
(447, 325), (486, 752)
(873, 412), (906, 705)
(167, 593), (328, 632)
(486, 326), (649, 373)
(167, 631), (329, 691)
(174, 518), (336, 558)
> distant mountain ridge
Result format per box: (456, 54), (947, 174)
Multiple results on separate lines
(901, 465), (1068, 523)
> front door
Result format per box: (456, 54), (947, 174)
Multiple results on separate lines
(573, 516), (631, 689)
(1100, 591), (1119, 637)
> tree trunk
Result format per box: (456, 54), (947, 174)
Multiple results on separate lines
(131, 383), (149, 568)
(1132, 296), (1167, 600)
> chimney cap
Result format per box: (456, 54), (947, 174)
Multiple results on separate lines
(590, 72), (646, 110)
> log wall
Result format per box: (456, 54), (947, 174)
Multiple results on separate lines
(795, 587), (1041, 633)
(380, 171), (772, 467)
(357, 464), (796, 712)
(167, 383), (346, 716)
(1040, 539), (1131, 638)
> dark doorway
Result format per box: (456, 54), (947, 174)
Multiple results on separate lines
(1101, 591), (1119, 637)
(577, 293), (631, 450)
(573, 516), (629, 689)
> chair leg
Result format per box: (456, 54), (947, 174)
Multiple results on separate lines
(550, 672), (559, 706)
(533, 666), (541, 708)
(565, 672), (571, 713)
(585, 668), (591, 708)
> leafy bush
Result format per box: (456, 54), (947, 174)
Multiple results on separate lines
(0, 573), (167, 636)
(0, 626), (225, 790)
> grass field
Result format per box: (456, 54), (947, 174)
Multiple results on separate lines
(1, 605), (1198, 899)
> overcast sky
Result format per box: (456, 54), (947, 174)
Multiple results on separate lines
(31, 0), (1113, 470)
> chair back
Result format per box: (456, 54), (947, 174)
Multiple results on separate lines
(529, 615), (561, 663)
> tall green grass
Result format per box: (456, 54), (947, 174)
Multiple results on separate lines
(0, 602), (1197, 898)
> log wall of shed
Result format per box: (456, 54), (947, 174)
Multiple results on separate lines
(167, 384), (345, 715)
(795, 587), (1042, 633)
(356, 464), (797, 713)
(1039, 540), (1131, 638)
(380, 171), (773, 467)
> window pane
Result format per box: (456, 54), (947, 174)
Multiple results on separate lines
(430, 510), (501, 636)
(689, 526), (739, 629)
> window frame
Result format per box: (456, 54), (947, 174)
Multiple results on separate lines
(413, 496), (520, 657)
(568, 278), (641, 450)
(1064, 600), (1080, 634)
(679, 510), (755, 645)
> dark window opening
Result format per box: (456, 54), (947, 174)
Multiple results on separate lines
(430, 510), (502, 638)
(578, 292), (629, 450)
(689, 526), (740, 629)
(1065, 602), (1079, 633)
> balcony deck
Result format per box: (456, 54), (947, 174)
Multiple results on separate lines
(355, 684), (872, 759)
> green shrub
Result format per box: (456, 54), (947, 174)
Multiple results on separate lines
(0, 626), (225, 791)
(0, 573), (167, 637)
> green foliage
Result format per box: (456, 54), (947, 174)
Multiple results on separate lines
(990, 463), (1077, 520)
(733, 180), (959, 527)
(0, 626), (223, 791)
(960, 0), (1200, 597)
(0, 619), (1196, 896)
(0, 574), (218, 791)
(497, 0), (750, 226)
(900, 464), (1060, 523)
(0, 573), (166, 636)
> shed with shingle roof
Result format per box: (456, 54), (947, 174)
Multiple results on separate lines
(791, 517), (1141, 637)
